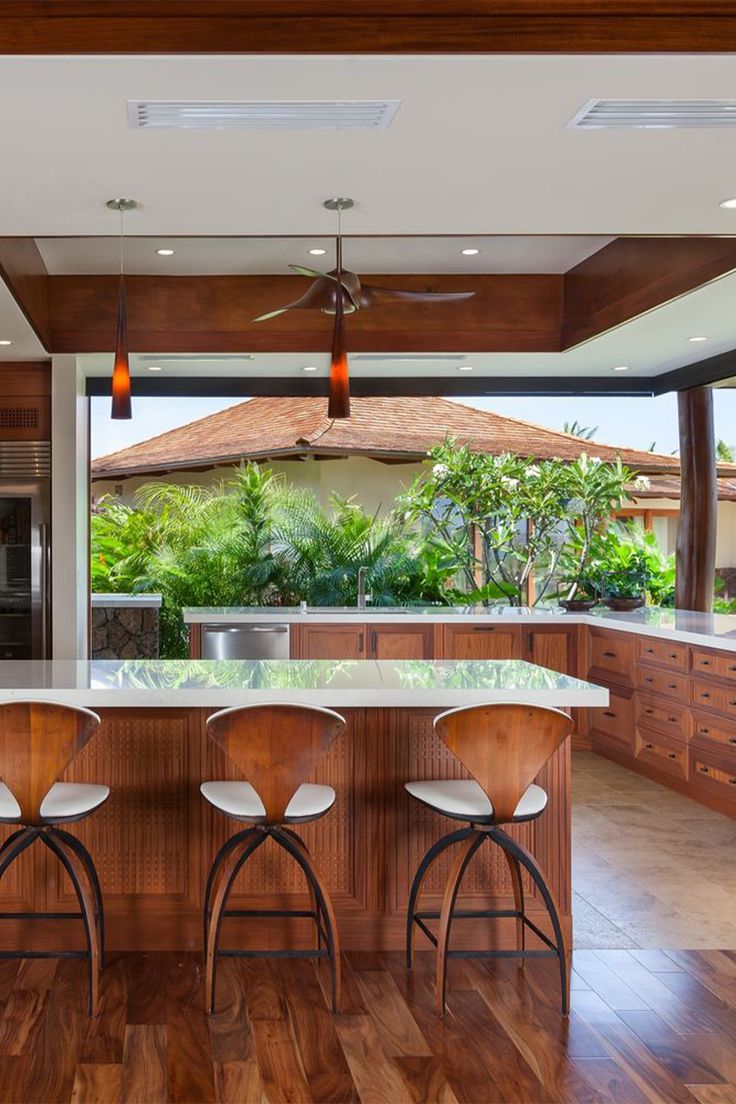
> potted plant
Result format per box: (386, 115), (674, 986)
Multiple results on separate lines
(587, 531), (649, 610)
(555, 574), (600, 612)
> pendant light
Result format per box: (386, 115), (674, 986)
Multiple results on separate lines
(325, 197), (353, 419)
(106, 198), (138, 419)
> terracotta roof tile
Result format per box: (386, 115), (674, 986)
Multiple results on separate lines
(91, 395), (736, 480)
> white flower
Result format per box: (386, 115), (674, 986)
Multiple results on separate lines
(501, 476), (519, 489)
(526, 464), (540, 477)
(432, 463), (449, 478)
(633, 475), (652, 492)
(589, 456), (602, 465)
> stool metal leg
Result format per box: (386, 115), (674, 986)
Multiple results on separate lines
(279, 827), (323, 950)
(0, 828), (35, 881)
(435, 831), (485, 1014)
(272, 827), (341, 1013)
(491, 828), (570, 1015)
(205, 830), (266, 1014)
(41, 830), (101, 1015)
(54, 828), (105, 969)
(499, 844), (526, 967)
(203, 827), (257, 961)
(406, 826), (475, 969)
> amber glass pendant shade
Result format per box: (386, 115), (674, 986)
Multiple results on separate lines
(111, 277), (132, 420)
(328, 292), (350, 419)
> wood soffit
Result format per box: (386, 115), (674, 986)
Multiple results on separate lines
(2, 2), (736, 53)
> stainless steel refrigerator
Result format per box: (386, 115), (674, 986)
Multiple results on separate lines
(0, 442), (51, 660)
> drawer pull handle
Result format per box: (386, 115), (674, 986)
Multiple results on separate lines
(603, 710), (616, 718)
(700, 727), (710, 734)
(644, 743), (653, 750)
(644, 708), (653, 715)
(645, 677), (653, 683)
(730, 738), (736, 745)
(701, 660), (711, 666)
(669, 653), (678, 659)
(730, 778), (736, 785)
(668, 683), (677, 690)
(701, 692), (711, 699)
(668, 716), (677, 723)
(731, 701), (736, 708)
(699, 766), (710, 774)
(729, 666), (736, 673)
(602, 651), (616, 658)
(668, 752), (677, 760)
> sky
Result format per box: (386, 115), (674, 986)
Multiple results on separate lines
(90, 389), (736, 460)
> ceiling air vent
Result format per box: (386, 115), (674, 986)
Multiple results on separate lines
(128, 100), (401, 131)
(569, 99), (736, 129)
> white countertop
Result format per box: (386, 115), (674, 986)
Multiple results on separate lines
(0, 659), (608, 709)
(182, 604), (736, 652)
(92, 593), (162, 608)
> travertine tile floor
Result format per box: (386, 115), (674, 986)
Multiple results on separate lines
(572, 751), (736, 949)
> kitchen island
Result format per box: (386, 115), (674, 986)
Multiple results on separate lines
(0, 658), (606, 955)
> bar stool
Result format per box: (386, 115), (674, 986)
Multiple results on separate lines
(405, 702), (573, 1015)
(0, 701), (108, 1015)
(201, 702), (346, 1014)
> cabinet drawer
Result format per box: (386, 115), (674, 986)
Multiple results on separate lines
(588, 631), (635, 687)
(636, 666), (689, 702)
(691, 648), (736, 683)
(690, 745), (736, 806)
(637, 637), (688, 671)
(690, 678), (736, 720)
(691, 711), (736, 750)
(635, 693), (691, 740)
(635, 729), (688, 781)
(590, 693), (634, 748)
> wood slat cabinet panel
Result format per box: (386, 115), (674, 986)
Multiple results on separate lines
(523, 625), (577, 676)
(691, 648), (736, 683)
(635, 728), (689, 782)
(442, 624), (522, 660)
(367, 624), (434, 660)
(588, 629), (635, 688)
(690, 741), (736, 813)
(296, 623), (366, 659)
(589, 692), (634, 751)
(635, 692), (691, 741)
(636, 666), (689, 702)
(637, 637), (688, 671)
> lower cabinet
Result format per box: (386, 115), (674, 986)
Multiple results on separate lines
(442, 624), (522, 660)
(293, 622), (434, 660)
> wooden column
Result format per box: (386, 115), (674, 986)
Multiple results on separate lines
(676, 387), (717, 612)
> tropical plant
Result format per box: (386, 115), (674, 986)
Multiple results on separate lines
(717, 438), (736, 463)
(586, 522), (675, 605)
(562, 420), (597, 440)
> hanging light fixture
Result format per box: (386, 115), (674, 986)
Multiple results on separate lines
(106, 198), (138, 419)
(325, 198), (352, 419)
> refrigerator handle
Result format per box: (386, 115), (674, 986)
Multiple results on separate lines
(40, 523), (50, 660)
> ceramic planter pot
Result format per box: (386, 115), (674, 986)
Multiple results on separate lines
(603, 596), (645, 611)
(558, 598), (598, 612)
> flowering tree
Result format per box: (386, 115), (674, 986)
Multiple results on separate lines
(400, 439), (634, 605)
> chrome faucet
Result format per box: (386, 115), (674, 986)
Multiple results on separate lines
(357, 566), (371, 610)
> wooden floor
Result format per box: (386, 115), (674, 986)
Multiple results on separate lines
(573, 752), (736, 949)
(0, 949), (735, 1103)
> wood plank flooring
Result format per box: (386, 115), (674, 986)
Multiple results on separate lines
(0, 950), (735, 1102)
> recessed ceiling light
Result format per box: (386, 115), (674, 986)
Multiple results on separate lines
(302, 365), (318, 372)
(719, 197), (736, 209)
(458, 365), (475, 371)
(612, 365), (630, 372)
(461, 248), (479, 256)
(308, 248), (327, 256)
(155, 248), (175, 256)
(147, 365), (163, 372)
(0, 340), (13, 346)
(688, 335), (708, 342)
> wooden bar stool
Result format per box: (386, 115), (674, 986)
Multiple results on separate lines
(202, 702), (346, 1014)
(0, 701), (108, 1015)
(405, 702), (573, 1015)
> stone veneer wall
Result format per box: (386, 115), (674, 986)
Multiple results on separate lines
(91, 603), (160, 659)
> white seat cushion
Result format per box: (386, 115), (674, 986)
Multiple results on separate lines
(0, 781), (109, 822)
(404, 779), (547, 823)
(201, 780), (335, 822)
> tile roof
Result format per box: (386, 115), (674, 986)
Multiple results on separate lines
(91, 395), (736, 480)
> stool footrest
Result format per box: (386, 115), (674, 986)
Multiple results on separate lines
(412, 908), (558, 954)
(219, 948), (329, 960)
(0, 950), (88, 959)
(0, 911), (84, 921)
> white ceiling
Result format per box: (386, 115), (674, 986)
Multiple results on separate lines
(35, 235), (611, 275)
(1, 54), (736, 237)
(76, 267), (736, 383)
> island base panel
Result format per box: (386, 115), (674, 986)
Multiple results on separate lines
(0, 707), (570, 953)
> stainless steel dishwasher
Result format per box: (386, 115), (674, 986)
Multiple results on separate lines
(201, 623), (290, 660)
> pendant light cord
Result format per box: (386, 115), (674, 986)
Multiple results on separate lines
(119, 206), (125, 277)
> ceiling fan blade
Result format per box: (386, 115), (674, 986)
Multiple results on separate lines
(360, 285), (476, 306)
(289, 264), (340, 280)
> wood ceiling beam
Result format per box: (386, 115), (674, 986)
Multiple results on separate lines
(563, 237), (736, 349)
(0, 238), (51, 350)
(1, 2), (736, 53)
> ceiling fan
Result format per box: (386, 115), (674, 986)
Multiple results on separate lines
(253, 198), (476, 418)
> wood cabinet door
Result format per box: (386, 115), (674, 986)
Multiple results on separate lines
(297, 623), (366, 659)
(368, 623), (434, 660)
(442, 624), (522, 660)
(523, 626), (577, 675)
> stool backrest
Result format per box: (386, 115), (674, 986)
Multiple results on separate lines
(434, 702), (573, 823)
(0, 701), (101, 825)
(206, 703), (346, 824)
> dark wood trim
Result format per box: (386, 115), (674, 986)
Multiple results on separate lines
(675, 387), (717, 613)
(651, 348), (736, 394)
(2, 2), (736, 54)
(563, 238), (736, 350)
(0, 238), (51, 350)
(84, 373), (659, 398)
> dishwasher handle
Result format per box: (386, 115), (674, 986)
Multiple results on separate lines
(203, 625), (288, 633)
